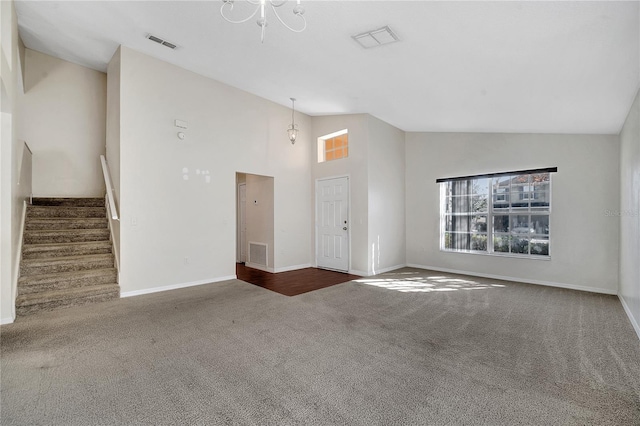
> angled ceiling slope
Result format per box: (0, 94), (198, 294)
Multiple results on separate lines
(14, 0), (640, 134)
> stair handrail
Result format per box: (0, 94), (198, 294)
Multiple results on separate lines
(100, 155), (119, 221)
(18, 141), (33, 204)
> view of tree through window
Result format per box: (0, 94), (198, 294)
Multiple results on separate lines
(441, 172), (550, 257)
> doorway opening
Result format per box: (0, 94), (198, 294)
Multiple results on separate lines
(236, 172), (275, 272)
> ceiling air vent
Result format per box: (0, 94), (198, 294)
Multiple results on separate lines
(146, 34), (177, 50)
(352, 26), (399, 49)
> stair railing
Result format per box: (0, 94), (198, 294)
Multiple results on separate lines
(18, 141), (32, 204)
(100, 155), (119, 221)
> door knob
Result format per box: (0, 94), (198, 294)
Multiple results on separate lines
(343, 227), (348, 230)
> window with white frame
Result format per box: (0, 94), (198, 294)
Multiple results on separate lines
(318, 129), (348, 163)
(439, 168), (555, 257)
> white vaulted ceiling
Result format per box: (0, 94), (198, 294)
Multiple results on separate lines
(14, 0), (640, 134)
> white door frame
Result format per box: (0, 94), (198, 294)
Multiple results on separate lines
(237, 182), (247, 263)
(315, 175), (351, 272)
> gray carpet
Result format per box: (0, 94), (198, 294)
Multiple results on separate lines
(1, 267), (639, 425)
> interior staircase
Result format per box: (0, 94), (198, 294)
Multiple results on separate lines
(16, 198), (119, 316)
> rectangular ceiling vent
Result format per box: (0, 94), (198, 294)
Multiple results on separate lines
(146, 34), (177, 50)
(352, 26), (399, 49)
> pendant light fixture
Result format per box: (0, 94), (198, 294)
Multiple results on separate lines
(287, 98), (298, 145)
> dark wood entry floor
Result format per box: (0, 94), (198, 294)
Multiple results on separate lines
(236, 263), (361, 296)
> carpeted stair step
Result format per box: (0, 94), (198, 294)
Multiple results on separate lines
(25, 217), (108, 230)
(17, 197), (119, 317)
(16, 284), (119, 316)
(24, 228), (109, 244)
(22, 241), (113, 260)
(27, 205), (106, 219)
(18, 268), (118, 294)
(31, 197), (105, 207)
(20, 253), (114, 276)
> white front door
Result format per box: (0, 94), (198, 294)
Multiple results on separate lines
(316, 177), (349, 272)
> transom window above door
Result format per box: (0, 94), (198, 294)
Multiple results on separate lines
(318, 129), (349, 163)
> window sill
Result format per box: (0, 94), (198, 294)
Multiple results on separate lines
(440, 249), (551, 261)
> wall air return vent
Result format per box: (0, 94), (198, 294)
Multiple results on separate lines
(146, 34), (177, 50)
(352, 26), (399, 49)
(248, 242), (268, 267)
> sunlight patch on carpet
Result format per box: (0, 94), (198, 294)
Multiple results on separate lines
(355, 272), (507, 293)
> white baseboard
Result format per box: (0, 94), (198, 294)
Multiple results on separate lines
(274, 263), (312, 273)
(349, 264), (408, 277)
(372, 263), (408, 275)
(0, 316), (15, 325)
(121, 275), (237, 298)
(245, 262), (274, 273)
(619, 295), (640, 341)
(406, 263), (617, 295)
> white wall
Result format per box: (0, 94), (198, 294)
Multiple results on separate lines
(117, 47), (311, 295)
(17, 48), (106, 197)
(309, 114), (407, 276)
(106, 47), (120, 200)
(245, 174), (274, 270)
(106, 47), (121, 268)
(0, 0), (23, 324)
(310, 114), (369, 275)
(406, 132), (620, 294)
(619, 88), (640, 338)
(367, 115), (406, 274)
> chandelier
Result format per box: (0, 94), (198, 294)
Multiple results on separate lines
(220, 0), (306, 43)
